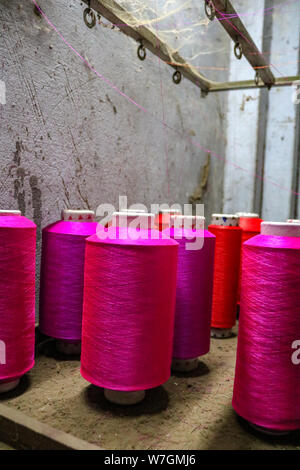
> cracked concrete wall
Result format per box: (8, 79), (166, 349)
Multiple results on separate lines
(0, 0), (230, 316)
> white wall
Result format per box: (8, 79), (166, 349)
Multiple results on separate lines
(223, 0), (300, 221)
(223, 0), (264, 214)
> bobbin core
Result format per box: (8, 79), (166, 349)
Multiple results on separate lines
(211, 328), (233, 339)
(248, 422), (290, 436)
(56, 340), (81, 356)
(0, 379), (20, 393)
(171, 357), (198, 372)
(104, 389), (146, 405)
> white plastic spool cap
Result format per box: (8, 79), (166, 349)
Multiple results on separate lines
(112, 212), (155, 230)
(0, 378), (20, 393)
(211, 214), (239, 227)
(171, 357), (199, 372)
(171, 215), (205, 230)
(119, 208), (146, 213)
(261, 222), (300, 238)
(61, 209), (95, 222)
(158, 208), (181, 215)
(0, 210), (21, 216)
(287, 219), (300, 224)
(235, 212), (259, 219)
(104, 389), (145, 405)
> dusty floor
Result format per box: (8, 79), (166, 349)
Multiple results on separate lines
(0, 442), (15, 450)
(1, 328), (300, 450)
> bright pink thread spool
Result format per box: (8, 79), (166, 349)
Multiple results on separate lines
(39, 209), (97, 355)
(0, 210), (36, 393)
(233, 221), (300, 434)
(81, 217), (178, 405)
(164, 216), (215, 372)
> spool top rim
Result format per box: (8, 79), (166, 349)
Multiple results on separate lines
(61, 209), (95, 222)
(112, 212), (155, 227)
(119, 208), (146, 213)
(261, 221), (300, 237)
(211, 214), (239, 227)
(0, 210), (21, 216)
(287, 219), (300, 224)
(236, 212), (259, 218)
(158, 208), (181, 215)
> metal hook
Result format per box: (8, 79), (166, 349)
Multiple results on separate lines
(204, 1), (216, 21)
(83, 7), (96, 29)
(137, 43), (146, 61)
(234, 41), (243, 60)
(255, 72), (260, 86)
(173, 70), (182, 85)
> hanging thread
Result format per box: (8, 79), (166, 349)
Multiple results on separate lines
(0, 211), (36, 393)
(236, 213), (262, 304)
(164, 216), (215, 372)
(39, 210), (97, 353)
(208, 214), (242, 338)
(81, 222), (178, 404)
(232, 221), (300, 433)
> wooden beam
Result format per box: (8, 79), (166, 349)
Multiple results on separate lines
(82, 0), (297, 93)
(212, 0), (275, 87)
(84, 0), (211, 93)
(0, 404), (102, 450)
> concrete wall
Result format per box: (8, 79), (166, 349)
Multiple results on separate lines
(0, 0), (230, 222)
(0, 0), (230, 314)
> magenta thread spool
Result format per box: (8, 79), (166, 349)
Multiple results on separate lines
(39, 209), (97, 355)
(232, 221), (300, 435)
(0, 210), (36, 393)
(165, 215), (215, 372)
(81, 214), (178, 405)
